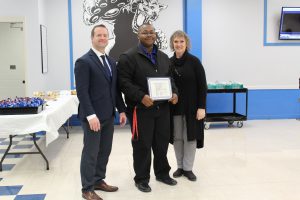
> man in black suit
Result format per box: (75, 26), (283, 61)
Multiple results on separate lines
(75, 24), (126, 200)
(117, 23), (178, 193)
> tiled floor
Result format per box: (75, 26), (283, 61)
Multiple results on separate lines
(0, 133), (46, 199)
(0, 119), (300, 200)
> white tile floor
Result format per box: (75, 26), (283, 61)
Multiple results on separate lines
(1, 119), (300, 200)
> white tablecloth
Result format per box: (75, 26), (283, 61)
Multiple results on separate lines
(0, 95), (79, 146)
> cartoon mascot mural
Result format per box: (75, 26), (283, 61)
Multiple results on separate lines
(83, 0), (168, 59)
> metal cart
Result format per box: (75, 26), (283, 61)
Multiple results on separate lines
(205, 88), (248, 129)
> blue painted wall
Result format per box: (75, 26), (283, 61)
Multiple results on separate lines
(185, 0), (300, 120)
(247, 90), (300, 119)
(207, 90), (300, 119)
(185, 0), (202, 60)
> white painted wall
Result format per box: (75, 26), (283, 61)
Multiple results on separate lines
(202, 0), (300, 89)
(42, 0), (70, 91)
(38, 0), (46, 25)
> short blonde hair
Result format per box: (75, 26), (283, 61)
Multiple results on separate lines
(169, 30), (191, 51)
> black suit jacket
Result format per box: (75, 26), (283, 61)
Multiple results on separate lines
(75, 49), (126, 122)
(117, 45), (178, 109)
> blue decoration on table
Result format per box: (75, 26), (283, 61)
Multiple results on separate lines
(0, 97), (45, 108)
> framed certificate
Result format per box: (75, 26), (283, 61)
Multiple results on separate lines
(147, 77), (172, 100)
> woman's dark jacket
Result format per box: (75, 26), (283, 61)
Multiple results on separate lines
(170, 51), (207, 148)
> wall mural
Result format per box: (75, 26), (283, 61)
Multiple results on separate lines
(82, 0), (168, 59)
(70, 0), (182, 88)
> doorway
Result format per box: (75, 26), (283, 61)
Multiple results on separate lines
(0, 17), (26, 99)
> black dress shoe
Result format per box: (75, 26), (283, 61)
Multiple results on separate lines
(173, 168), (184, 178)
(156, 176), (177, 186)
(183, 170), (197, 181)
(135, 182), (151, 192)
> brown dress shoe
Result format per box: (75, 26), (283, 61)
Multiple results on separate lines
(94, 181), (118, 192)
(82, 191), (102, 200)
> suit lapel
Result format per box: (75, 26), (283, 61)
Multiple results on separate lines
(88, 49), (111, 82)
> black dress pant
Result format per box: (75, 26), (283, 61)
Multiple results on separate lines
(80, 117), (114, 192)
(127, 103), (171, 184)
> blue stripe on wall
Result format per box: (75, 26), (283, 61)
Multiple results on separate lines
(207, 93), (247, 115)
(68, 0), (75, 89)
(248, 89), (300, 119)
(207, 90), (300, 119)
(185, 0), (202, 60)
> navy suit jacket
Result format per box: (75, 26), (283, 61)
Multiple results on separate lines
(74, 49), (126, 122)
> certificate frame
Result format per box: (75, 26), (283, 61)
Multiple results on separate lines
(147, 77), (172, 100)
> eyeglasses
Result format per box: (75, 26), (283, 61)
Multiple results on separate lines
(139, 32), (156, 36)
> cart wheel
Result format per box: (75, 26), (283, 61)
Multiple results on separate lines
(228, 120), (234, 125)
(237, 121), (243, 128)
(204, 122), (210, 130)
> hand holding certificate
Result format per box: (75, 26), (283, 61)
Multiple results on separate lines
(141, 95), (154, 107)
(168, 93), (178, 105)
(147, 77), (172, 101)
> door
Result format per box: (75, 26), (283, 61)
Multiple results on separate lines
(0, 20), (26, 99)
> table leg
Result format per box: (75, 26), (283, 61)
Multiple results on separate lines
(31, 133), (49, 170)
(0, 135), (14, 172)
(62, 121), (70, 139)
(0, 133), (50, 172)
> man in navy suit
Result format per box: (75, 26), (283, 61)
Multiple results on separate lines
(75, 24), (126, 200)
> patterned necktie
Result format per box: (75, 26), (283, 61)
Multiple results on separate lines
(100, 55), (112, 78)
